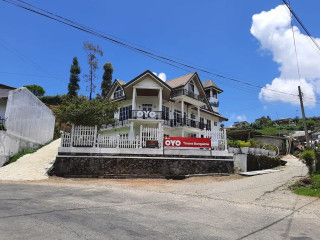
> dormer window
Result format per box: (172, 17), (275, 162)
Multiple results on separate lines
(188, 81), (195, 94)
(114, 86), (123, 99)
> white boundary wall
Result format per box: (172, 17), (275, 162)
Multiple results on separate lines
(0, 87), (55, 166)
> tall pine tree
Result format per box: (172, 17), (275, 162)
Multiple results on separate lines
(101, 62), (113, 98)
(68, 57), (81, 96)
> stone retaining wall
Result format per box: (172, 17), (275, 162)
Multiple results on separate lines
(53, 155), (234, 178)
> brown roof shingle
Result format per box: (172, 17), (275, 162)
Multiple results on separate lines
(202, 79), (223, 92)
(166, 72), (195, 88)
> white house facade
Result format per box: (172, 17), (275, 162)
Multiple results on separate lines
(102, 70), (227, 138)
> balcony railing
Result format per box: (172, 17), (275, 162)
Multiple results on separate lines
(101, 119), (129, 130)
(0, 117), (6, 130)
(171, 89), (205, 102)
(164, 118), (209, 130)
(131, 110), (162, 120)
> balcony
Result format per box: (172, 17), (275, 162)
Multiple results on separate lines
(131, 110), (163, 120)
(101, 119), (129, 130)
(164, 118), (211, 130)
(171, 89), (205, 103)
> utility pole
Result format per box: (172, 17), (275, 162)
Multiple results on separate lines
(298, 86), (310, 147)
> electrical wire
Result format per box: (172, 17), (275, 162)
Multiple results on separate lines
(3, 0), (319, 101)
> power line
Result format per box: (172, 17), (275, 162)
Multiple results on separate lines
(3, 0), (319, 101)
(288, 0), (302, 86)
(282, 0), (320, 52)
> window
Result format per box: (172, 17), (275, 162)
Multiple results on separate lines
(200, 117), (204, 129)
(162, 106), (169, 120)
(212, 90), (217, 99)
(205, 90), (210, 99)
(142, 104), (152, 112)
(190, 113), (196, 119)
(206, 119), (211, 131)
(189, 81), (195, 93)
(214, 121), (218, 126)
(119, 105), (132, 121)
(189, 133), (197, 138)
(114, 86), (123, 99)
(174, 109), (182, 123)
(119, 133), (128, 138)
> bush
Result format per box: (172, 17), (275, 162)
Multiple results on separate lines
(227, 139), (240, 148)
(293, 150), (301, 157)
(39, 95), (64, 105)
(239, 140), (250, 147)
(53, 95), (118, 127)
(300, 150), (316, 175)
(249, 138), (258, 148)
(268, 145), (277, 151)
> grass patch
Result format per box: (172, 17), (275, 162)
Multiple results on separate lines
(8, 149), (36, 164)
(290, 174), (320, 198)
(293, 188), (320, 197)
(6, 140), (53, 165)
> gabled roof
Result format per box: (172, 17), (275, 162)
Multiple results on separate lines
(116, 79), (126, 85)
(0, 84), (15, 99)
(106, 79), (126, 100)
(166, 72), (195, 88)
(202, 79), (223, 93)
(0, 84), (15, 90)
(124, 70), (171, 90)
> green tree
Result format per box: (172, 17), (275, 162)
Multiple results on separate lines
(53, 95), (118, 127)
(24, 84), (45, 96)
(306, 119), (316, 130)
(83, 42), (103, 100)
(68, 57), (81, 96)
(101, 62), (113, 98)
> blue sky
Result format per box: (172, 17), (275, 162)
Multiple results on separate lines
(1, 0), (320, 125)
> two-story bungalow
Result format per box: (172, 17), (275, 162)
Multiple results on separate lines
(102, 70), (227, 138)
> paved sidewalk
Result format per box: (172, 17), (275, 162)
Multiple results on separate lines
(0, 138), (60, 181)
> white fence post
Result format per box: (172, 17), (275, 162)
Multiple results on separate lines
(224, 129), (227, 151)
(139, 125), (143, 148)
(70, 124), (75, 147)
(93, 125), (97, 148)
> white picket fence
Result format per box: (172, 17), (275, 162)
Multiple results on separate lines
(202, 129), (227, 150)
(61, 125), (162, 149)
(140, 125), (163, 148)
(98, 135), (140, 149)
(61, 125), (226, 150)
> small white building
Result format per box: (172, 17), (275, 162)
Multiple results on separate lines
(102, 70), (227, 138)
(0, 85), (55, 166)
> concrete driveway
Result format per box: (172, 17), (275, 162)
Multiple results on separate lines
(0, 157), (319, 240)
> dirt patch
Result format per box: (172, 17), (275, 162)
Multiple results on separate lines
(0, 174), (244, 190)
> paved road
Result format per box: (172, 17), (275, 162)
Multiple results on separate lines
(0, 157), (319, 240)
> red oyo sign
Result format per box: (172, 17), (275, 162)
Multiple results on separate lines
(164, 137), (211, 149)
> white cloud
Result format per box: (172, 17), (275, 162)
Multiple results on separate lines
(236, 115), (247, 121)
(152, 72), (166, 81)
(251, 5), (320, 106)
(158, 72), (166, 82)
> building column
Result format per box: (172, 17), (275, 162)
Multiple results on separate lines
(132, 87), (136, 110)
(197, 106), (200, 121)
(210, 89), (213, 98)
(181, 100), (184, 123)
(129, 122), (134, 138)
(158, 88), (162, 111)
